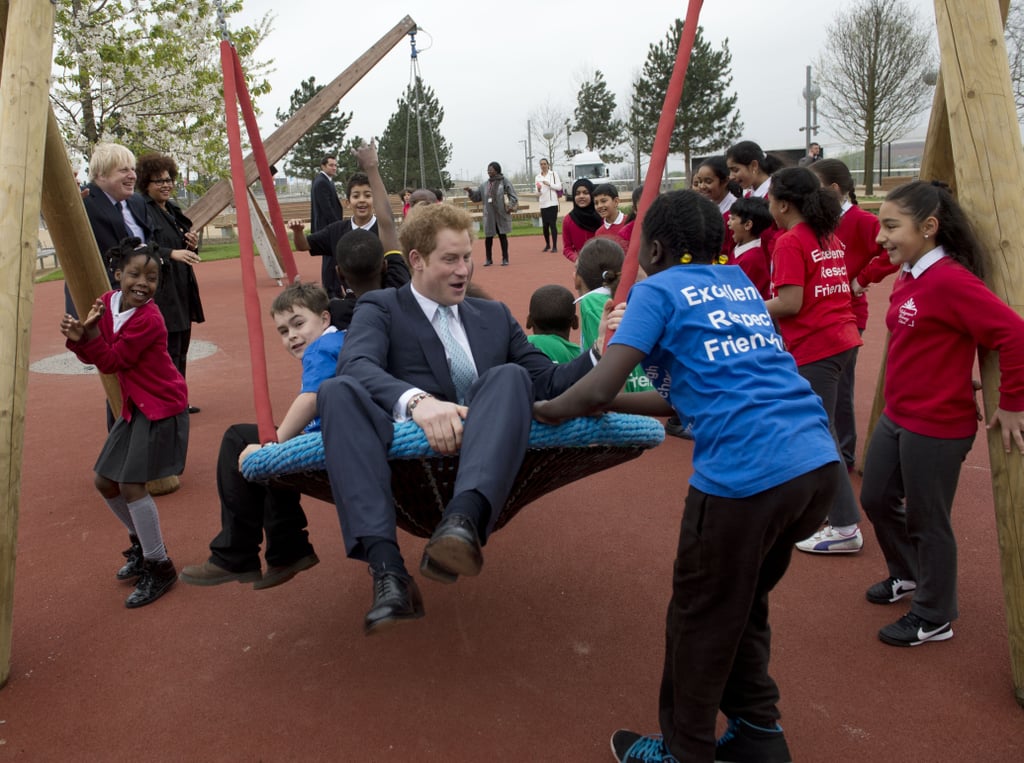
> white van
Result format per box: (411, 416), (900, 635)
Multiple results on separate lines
(565, 150), (611, 186)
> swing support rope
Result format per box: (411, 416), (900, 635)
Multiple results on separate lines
(217, 1), (301, 443)
(610, 0), (705, 323)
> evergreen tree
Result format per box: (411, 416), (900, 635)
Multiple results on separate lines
(52, 0), (271, 188)
(378, 77), (452, 192)
(275, 77), (353, 180)
(573, 70), (624, 161)
(335, 135), (368, 185)
(630, 21), (742, 178)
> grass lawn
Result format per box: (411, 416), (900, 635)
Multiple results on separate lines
(34, 221), (550, 284)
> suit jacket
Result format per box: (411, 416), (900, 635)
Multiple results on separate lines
(310, 171), (343, 232)
(337, 284), (594, 413)
(83, 182), (153, 254)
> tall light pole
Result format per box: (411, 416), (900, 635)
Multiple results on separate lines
(518, 139), (528, 177)
(542, 131), (554, 168)
(800, 65), (821, 154)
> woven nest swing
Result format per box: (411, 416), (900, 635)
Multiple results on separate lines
(242, 413), (665, 538)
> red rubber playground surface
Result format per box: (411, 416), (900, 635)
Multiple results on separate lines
(4, 236), (1023, 760)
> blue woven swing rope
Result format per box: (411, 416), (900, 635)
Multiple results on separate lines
(241, 413), (666, 481)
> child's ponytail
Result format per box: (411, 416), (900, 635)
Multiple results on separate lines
(770, 167), (841, 248)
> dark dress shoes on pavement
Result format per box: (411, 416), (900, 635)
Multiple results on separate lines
(179, 560), (262, 586)
(365, 570), (425, 635)
(253, 553), (320, 590)
(125, 557), (177, 608)
(421, 513), (483, 582)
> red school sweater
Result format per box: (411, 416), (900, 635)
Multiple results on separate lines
(67, 291), (188, 422)
(884, 256), (1024, 438)
(835, 205), (898, 330)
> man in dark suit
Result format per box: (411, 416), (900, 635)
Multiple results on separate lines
(310, 155), (343, 233)
(317, 203), (603, 634)
(67, 142), (154, 315)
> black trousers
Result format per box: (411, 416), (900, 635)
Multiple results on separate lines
(797, 348), (861, 526)
(484, 234), (509, 263)
(167, 328), (192, 379)
(860, 414), (974, 623)
(835, 330), (864, 468)
(659, 462), (839, 761)
(208, 424), (315, 572)
(540, 206), (558, 249)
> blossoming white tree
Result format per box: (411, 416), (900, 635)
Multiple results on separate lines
(51, 0), (272, 190)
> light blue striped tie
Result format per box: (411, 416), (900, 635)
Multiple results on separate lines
(437, 306), (476, 404)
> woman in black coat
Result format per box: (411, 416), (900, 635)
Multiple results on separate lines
(136, 152), (205, 412)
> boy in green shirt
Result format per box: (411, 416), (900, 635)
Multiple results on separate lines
(526, 284), (582, 364)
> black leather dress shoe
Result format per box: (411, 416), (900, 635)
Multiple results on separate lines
(419, 552), (459, 584)
(422, 513), (483, 579)
(125, 558), (177, 608)
(116, 534), (143, 581)
(364, 571), (425, 635)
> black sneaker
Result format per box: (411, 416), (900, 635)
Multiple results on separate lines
(715, 718), (792, 763)
(866, 576), (916, 604)
(878, 612), (952, 647)
(610, 730), (679, 762)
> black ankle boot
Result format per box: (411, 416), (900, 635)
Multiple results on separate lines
(116, 535), (143, 581)
(126, 558), (177, 608)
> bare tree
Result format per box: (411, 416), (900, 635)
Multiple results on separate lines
(529, 102), (571, 171)
(618, 80), (646, 185)
(1006, 2), (1024, 121)
(814, 0), (934, 194)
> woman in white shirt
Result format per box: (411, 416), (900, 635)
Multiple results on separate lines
(535, 158), (562, 253)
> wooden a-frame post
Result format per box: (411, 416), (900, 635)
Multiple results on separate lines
(0, 0), (55, 687)
(932, 0), (1024, 705)
(185, 15), (417, 230)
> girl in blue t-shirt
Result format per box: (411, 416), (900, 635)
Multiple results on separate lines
(534, 189), (843, 763)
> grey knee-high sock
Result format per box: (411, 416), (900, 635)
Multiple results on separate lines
(104, 495), (136, 534)
(126, 495), (167, 561)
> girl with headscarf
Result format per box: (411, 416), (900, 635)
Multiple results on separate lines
(561, 178), (603, 264)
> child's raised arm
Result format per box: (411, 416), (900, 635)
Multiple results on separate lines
(61, 298), (104, 343)
(353, 142), (399, 253)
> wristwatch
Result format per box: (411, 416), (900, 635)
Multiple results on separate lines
(407, 392), (432, 416)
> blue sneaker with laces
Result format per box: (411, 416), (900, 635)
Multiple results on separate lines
(610, 730), (679, 762)
(715, 718), (792, 762)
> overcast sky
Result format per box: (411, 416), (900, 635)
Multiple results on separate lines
(234, 0), (939, 182)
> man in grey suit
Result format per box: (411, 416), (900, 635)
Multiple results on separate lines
(317, 203), (603, 634)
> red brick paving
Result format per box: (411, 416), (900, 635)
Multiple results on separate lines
(3, 237), (1022, 760)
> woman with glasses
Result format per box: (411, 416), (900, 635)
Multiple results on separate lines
(136, 152), (205, 412)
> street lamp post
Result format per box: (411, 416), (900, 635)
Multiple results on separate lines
(800, 65), (821, 154)
(519, 139), (528, 178)
(542, 131), (554, 167)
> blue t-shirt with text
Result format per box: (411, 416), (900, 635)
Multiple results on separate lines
(301, 327), (346, 433)
(610, 264), (838, 498)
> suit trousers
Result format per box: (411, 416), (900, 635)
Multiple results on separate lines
(860, 414), (974, 623)
(209, 424), (315, 572)
(319, 363), (534, 559)
(659, 462), (838, 761)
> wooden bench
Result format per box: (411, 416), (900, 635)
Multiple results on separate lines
(879, 175), (916, 192)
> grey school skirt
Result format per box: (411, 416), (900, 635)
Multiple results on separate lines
(94, 408), (189, 484)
